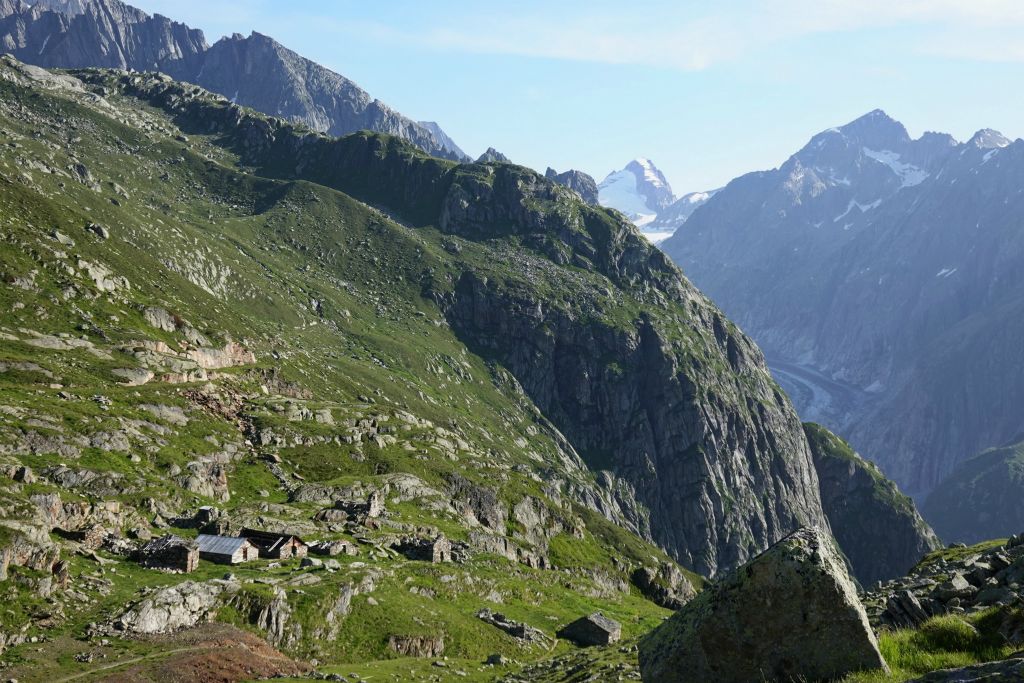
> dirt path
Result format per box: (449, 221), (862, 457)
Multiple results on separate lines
(54, 646), (215, 682)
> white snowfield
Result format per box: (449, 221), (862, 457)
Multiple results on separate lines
(862, 148), (929, 188)
(598, 165), (660, 227)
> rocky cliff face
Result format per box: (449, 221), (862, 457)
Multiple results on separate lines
(805, 423), (940, 584)
(0, 0), (465, 159)
(661, 109), (1024, 507)
(0, 0), (206, 71)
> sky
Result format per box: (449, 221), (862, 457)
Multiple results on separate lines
(128, 0), (1024, 194)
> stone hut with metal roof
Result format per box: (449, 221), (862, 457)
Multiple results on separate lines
(196, 534), (259, 564)
(240, 528), (308, 560)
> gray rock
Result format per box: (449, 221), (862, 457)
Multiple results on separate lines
(884, 590), (930, 628)
(387, 634), (444, 658)
(638, 527), (888, 683)
(115, 580), (235, 634)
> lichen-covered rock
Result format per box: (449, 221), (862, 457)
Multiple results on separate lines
(638, 527), (888, 682)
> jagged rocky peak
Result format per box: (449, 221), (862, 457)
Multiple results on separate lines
(418, 120), (468, 160)
(969, 128), (1011, 149)
(836, 108), (910, 148)
(476, 147), (510, 163)
(545, 167), (599, 204)
(662, 105), (1024, 515)
(1, 0), (207, 71)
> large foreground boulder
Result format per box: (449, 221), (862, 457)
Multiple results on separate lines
(638, 526), (887, 682)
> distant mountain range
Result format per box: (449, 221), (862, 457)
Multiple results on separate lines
(0, 0), (468, 159)
(598, 158), (715, 242)
(661, 109), (1024, 535)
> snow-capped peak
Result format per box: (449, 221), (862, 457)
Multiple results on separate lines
(599, 158), (676, 225)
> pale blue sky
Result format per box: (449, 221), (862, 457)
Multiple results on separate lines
(130, 0), (1024, 194)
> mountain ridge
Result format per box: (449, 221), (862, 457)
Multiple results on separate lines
(0, 0), (468, 159)
(661, 108), (1024, 515)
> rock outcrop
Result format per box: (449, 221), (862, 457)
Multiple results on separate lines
(545, 167), (599, 204)
(638, 527), (888, 682)
(805, 423), (940, 584)
(631, 562), (697, 609)
(476, 147), (510, 163)
(115, 580), (237, 634)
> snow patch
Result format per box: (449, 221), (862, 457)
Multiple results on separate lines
(863, 148), (929, 188)
(833, 198), (882, 223)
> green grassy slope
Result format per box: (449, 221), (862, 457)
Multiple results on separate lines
(0, 58), (682, 680)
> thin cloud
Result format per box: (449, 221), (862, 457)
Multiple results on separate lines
(336, 1), (1024, 70)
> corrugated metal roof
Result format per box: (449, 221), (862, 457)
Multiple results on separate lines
(196, 535), (250, 555)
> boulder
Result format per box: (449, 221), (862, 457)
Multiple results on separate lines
(638, 527), (888, 683)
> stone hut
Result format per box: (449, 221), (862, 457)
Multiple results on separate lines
(431, 536), (452, 563)
(61, 523), (107, 550)
(240, 528), (308, 560)
(310, 539), (360, 557)
(138, 534), (199, 573)
(366, 489), (385, 518)
(393, 535), (453, 563)
(557, 612), (622, 646)
(196, 534), (258, 564)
